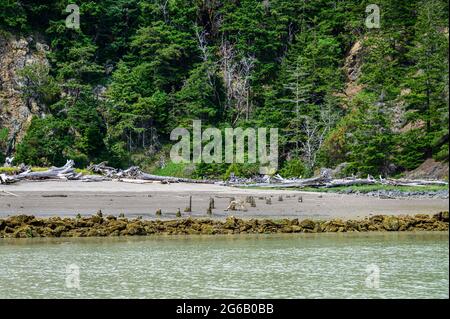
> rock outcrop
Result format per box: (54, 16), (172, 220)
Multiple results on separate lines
(0, 34), (49, 156)
(405, 158), (449, 181)
(342, 40), (364, 100)
(0, 213), (448, 238)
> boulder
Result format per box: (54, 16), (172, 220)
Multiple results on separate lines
(322, 219), (346, 232)
(224, 216), (239, 229)
(433, 211), (449, 222)
(382, 216), (400, 231)
(300, 219), (316, 230)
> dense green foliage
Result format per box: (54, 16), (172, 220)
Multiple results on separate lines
(1, 0), (448, 177)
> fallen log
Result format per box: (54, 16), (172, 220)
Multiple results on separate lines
(0, 173), (18, 184)
(118, 166), (215, 184)
(0, 160), (76, 184)
(118, 178), (154, 184)
(139, 171), (215, 184)
(382, 178), (448, 186)
(229, 174), (447, 189)
(231, 171), (332, 188)
(87, 162), (118, 177)
(80, 175), (111, 182)
(324, 178), (377, 188)
(2, 160), (217, 185)
(41, 194), (68, 198)
(2, 159), (448, 188)
(17, 160), (75, 180)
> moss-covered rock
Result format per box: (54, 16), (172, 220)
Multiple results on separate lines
(91, 215), (103, 224)
(322, 219), (346, 232)
(52, 225), (66, 236)
(122, 222), (146, 236)
(0, 214), (448, 238)
(224, 216), (238, 229)
(300, 219), (316, 230)
(382, 216), (400, 231)
(433, 211), (449, 222)
(345, 220), (360, 232)
(13, 225), (36, 238)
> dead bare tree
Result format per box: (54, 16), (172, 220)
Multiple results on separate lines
(239, 55), (255, 121)
(219, 40), (255, 124)
(220, 40), (235, 112)
(194, 23), (223, 109)
(158, 0), (169, 23)
(195, 25), (210, 63)
(300, 116), (320, 170)
(300, 105), (338, 171)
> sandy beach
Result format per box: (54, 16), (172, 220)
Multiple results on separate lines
(0, 180), (448, 220)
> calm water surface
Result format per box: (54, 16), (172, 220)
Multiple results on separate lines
(0, 232), (448, 298)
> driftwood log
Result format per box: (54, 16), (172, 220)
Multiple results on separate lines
(1, 160), (448, 187)
(1, 160), (76, 184)
(121, 167), (214, 184)
(381, 178), (448, 187)
(1, 160), (215, 184)
(230, 173), (448, 189)
(85, 163), (214, 184)
(87, 162), (118, 177)
(19, 160), (76, 179)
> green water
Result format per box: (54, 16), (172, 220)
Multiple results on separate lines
(0, 232), (448, 299)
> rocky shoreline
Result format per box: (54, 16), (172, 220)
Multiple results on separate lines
(0, 212), (448, 238)
(337, 189), (449, 199)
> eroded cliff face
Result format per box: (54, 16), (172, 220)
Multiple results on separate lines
(342, 39), (408, 132)
(342, 40), (364, 100)
(0, 34), (49, 155)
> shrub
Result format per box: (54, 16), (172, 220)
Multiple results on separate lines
(279, 159), (307, 178)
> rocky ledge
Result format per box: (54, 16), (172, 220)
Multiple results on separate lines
(0, 212), (448, 238)
(338, 189), (449, 199)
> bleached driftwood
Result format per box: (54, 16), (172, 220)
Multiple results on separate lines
(230, 174), (448, 189)
(0, 160), (76, 184)
(80, 175), (111, 182)
(87, 162), (118, 177)
(234, 170), (333, 188)
(118, 178), (154, 184)
(17, 160), (75, 179)
(382, 178), (448, 187)
(1, 160), (215, 185)
(116, 166), (214, 184)
(1, 159), (448, 188)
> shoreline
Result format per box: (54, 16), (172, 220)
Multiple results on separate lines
(1, 181), (448, 220)
(1, 212), (448, 238)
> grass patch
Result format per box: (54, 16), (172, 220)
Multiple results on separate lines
(0, 166), (52, 174)
(0, 167), (18, 174)
(151, 162), (196, 178)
